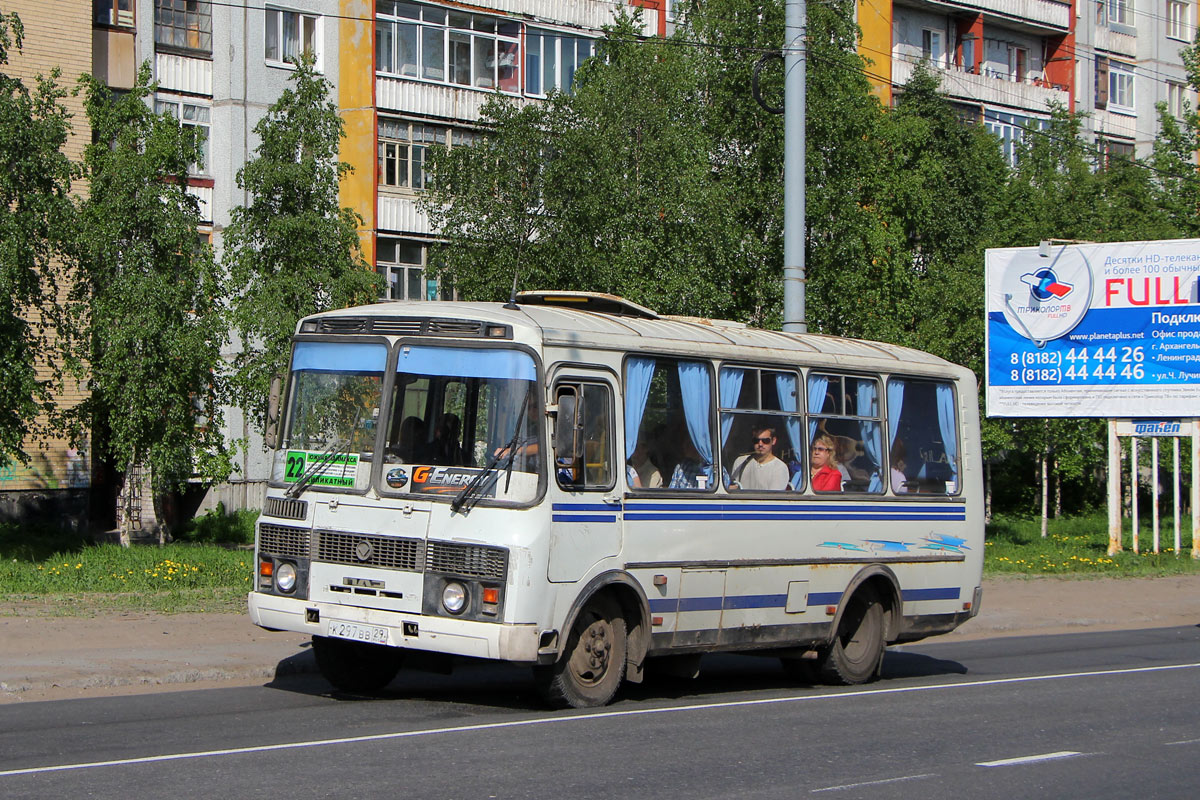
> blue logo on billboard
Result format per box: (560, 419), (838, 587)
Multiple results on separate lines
(1132, 421), (1181, 435)
(1020, 269), (1074, 302)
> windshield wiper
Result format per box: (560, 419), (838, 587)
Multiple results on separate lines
(450, 426), (524, 515)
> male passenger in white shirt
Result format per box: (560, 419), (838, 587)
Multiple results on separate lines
(728, 426), (790, 491)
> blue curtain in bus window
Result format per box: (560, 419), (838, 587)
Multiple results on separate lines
(936, 383), (958, 486)
(886, 379), (904, 449)
(718, 367), (745, 486)
(718, 367), (745, 447)
(806, 374), (828, 441)
(774, 370), (800, 454)
(624, 357), (655, 461)
(677, 361), (714, 481)
(856, 380), (883, 492)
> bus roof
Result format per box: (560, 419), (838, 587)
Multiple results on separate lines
(306, 299), (963, 373)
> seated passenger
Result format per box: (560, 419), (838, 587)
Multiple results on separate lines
(626, 439), (663, 489)
(810, 433), (843, 492)
(728, 426), (790, 491)
(669, 435), (710, 490)
(890, 440), (909, 494)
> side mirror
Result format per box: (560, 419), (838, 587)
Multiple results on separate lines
(553, 389), (580, 484)
(265, 375), (282, 449)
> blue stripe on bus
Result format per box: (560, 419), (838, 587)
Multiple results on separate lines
(901, 587), (961, 601)
(551, 515), (618, 524)
(552, 503), (619, 512)
(624, 512), (964, 522)
(648, 588), (960, 614)
(624, 502), (963, 514)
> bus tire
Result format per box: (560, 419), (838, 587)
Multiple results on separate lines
(820, 587), (886, 685)
(534, 594), (627, 708)
(311, 635), (404, 693)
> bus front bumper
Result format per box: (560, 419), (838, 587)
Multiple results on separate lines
(248, 592), (542, 663)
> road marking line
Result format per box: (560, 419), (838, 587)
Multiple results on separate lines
(977, 751), (1084, 767)
(2, 661), (1198, 779)
(811, 773), (936, 792)
(1165, 738), (1200, 746)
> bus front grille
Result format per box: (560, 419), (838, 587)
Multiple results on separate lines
(426, 541), (509, 581)
(258, 523), (311, 559)
(263, 496), (308, 521)
(317, 530), (424, 571)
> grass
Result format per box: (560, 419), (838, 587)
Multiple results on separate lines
(0, 510), (256, 616)
(985, 512), (1200, 577)
(2, 509), (1198, 617)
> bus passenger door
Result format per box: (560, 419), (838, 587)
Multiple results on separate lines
(547, 377), (622, 583)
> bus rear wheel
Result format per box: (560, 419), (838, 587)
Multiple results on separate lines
(820, 587), (886, 685)
(535, 595), (627, 709)
(312, 636), (404, 693)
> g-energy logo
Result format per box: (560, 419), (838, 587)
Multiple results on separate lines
(410, 466), (496, 497)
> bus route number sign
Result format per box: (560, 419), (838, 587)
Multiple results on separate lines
(284, 451), (359, 488)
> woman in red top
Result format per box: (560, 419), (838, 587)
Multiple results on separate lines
(810, 433), (843, 492)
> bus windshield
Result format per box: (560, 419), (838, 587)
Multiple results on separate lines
(381, 345), (540, 501)
(277, 341), (386, 491)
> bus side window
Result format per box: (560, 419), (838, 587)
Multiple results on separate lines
(553, 383), (613, 490)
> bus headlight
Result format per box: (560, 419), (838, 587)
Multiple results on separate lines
(441, 581), (468, 614)
(276, 562), (298, 594)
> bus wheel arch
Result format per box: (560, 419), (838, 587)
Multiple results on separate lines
(820, 566), (900, 685)
(535, 572), (650, 708)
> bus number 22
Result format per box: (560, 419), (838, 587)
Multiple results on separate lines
(285, 453), (306, 481)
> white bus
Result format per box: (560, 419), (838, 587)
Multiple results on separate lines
(249, 292), (983, 707)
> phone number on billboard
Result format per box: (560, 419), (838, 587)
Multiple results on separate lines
(1004, 346), (1146, 384)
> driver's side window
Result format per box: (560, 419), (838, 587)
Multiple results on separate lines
(553, 382), (613, 491)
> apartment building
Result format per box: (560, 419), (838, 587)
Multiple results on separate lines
(860, 0), (1196, 162)
(100, 1), (665, 511)
(1, 2), (92, 519)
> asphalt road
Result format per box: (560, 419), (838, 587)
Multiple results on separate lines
(1, 624), (1197, 799)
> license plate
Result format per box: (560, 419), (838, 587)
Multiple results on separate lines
(327, 621), (389, 645)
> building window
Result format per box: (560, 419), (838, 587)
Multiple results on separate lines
(1107, 0), (1133, 26)
(1168, 0), (1190, 40)
(377, 238), (455, 301)
(1168, 81), (1189, 120)
(155, 1), (212, 53)
(525, 29), (596, 95)
(1100, 137), (1135, 168)
(378, 120), (481, 190)
(266, 7), (321, 67)
(1108, 61), (1135, 113)
(985, 109), (1047, 166)
(921, 29), (945, 68)
(156, 96), (211, 175)
(95, 0), (134, 28)
(376, 2), (520, 92)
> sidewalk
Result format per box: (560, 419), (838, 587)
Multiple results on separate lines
(2, 574), (1199, 703)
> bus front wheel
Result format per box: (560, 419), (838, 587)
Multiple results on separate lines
(312, 635), (404, 693)
(820, 587), (886, 685)
(535, 595), (627, 708)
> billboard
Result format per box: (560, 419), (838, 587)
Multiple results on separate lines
(986, 239), (1200, 417)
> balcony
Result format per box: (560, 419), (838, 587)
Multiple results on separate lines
(893, 58), (1069, 112)
(908, 0), (1070, 31)
(1095, 26), (1137, 58)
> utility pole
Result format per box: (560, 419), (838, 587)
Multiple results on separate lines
(782, 0), (807, 333)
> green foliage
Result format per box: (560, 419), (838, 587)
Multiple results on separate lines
(175, 502), (258, 545)
(66, 63), (230, 493)
(423, 10), (742, 317)
(224, 56), (382, 427)
(0, 10), (76, 468)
